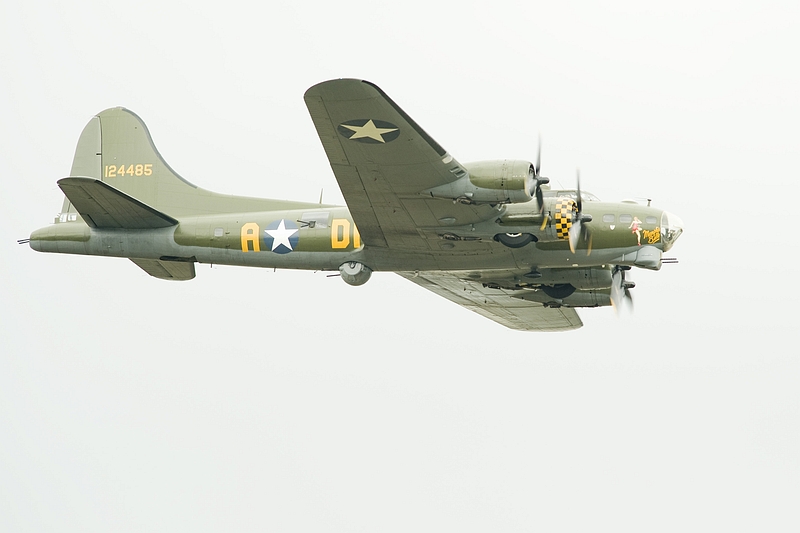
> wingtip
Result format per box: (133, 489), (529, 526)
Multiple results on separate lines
(303, 78), (379, 99)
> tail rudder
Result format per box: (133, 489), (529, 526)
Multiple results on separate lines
(59, 113), (102, 220)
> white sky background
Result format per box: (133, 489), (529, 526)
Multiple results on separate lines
(1, 1), (798, 531)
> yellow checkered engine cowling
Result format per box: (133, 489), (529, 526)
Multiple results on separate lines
(553, 198), (576, 240)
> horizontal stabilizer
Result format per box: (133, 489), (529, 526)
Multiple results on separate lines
(130, 258), (196, 280)
(58, 177), (178, 229)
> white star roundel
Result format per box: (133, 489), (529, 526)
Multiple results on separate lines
(264, 219), (299, 254)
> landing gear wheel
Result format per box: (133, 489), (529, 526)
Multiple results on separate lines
(494, 232), (534, 248)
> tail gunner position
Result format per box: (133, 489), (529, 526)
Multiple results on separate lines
(24, 79), (683, 331)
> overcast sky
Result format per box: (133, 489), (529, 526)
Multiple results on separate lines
(1, 1), (798, 531)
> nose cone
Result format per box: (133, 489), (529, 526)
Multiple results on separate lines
(661, 211), (684, 252)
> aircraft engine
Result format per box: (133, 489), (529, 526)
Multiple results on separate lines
(535, 267), (612, 290)
(339, 261), (372, 286)
(536, 196), (575, 242)
(514, 288), (611, 308)
(425, 160), (536, 204)
(496, 194), (588, 247)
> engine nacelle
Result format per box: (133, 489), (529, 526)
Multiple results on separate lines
(535, 268), (613, 290)
(513, 288), (612, 308)
(540, 196), (579, 243)
(339, 261), (372, 286)
(425, 160), (534, 204)
(497, 195), (579, 244)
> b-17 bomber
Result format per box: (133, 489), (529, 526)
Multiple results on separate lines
(24, 79), (683, 331)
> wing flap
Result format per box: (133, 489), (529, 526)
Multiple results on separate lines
(330, 164), (389, 247)
(58, 177), (178, 229)
(398, 271), (583, 332)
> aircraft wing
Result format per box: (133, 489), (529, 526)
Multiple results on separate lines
(397, 271), (583, 332)
(304, 79), (497, 250)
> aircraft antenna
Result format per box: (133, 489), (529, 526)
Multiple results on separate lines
(319, 188), (324, 205)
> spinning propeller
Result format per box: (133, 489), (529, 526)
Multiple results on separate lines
(568, 169), (593, 253)
(610, 266), (635, 313)
(530, 139), (549, 213)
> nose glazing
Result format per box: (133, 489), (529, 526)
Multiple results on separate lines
(661, 211), (684, 252)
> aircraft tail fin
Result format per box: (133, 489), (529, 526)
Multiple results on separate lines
(60, 107), (198, 218)
(57, 107), (317, 220)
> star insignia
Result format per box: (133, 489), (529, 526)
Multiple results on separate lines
(264, 219), (299, 254)
(338, 119), (400, 144)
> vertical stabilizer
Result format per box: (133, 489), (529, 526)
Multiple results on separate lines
(92, 107), (198, 214)
(58, 107), (323, 219)
(61, 107), (199, 217)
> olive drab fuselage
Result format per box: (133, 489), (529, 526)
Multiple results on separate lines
(26, 80), (683, 331)
(30, 192), (680, 275)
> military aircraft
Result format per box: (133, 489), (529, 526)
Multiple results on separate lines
(24, 79), (683, 331)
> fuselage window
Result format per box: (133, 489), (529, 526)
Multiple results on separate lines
(602, 214), (615, 223)
(619, 214), (632, 223)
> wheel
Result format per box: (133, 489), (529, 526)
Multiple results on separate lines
(494, 232), (534, 248)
